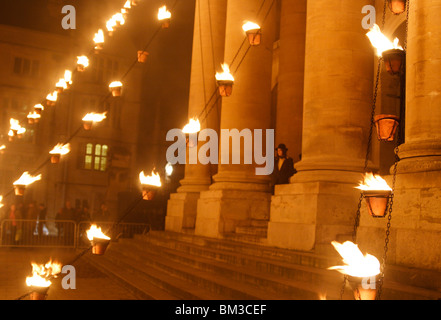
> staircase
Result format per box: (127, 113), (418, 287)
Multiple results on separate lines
(85, 230), (441, 300)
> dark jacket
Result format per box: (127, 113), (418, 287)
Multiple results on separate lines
(273, 156), (296, 185)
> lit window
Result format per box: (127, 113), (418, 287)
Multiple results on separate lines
(84, 143), (108, 171)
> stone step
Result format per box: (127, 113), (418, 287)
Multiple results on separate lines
(112, 240), (346, 300)
(88, 245), (229, 300)
(118, 240), (343, 299)
(141, 231), (334, 268)
(235, 226), (268, 237)
(109, 242), (316, 300)
(250, 220), (269, 228)
(135, 231), (441, 300)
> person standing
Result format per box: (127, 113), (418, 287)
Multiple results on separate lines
(271, 144), (296, 193)
(37, 203), (47, 237)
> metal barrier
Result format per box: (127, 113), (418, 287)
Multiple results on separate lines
(0, 219), (150, 248)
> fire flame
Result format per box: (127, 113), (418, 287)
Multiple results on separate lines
(107, 18), (117, 32)
(82, 112), (107, 123)
(182, 117), (201, 134)
(0, 145), (5, 151)
(139, 170), (162, 187)
(242, 21), (260, 32)
(64, 70), (72, 85)
(112, 12), (126, 25)
(109, 81), (123, 88)
(328, 241), (380, 278)
(77, 56), (89, 68)
(34, 104), (44, 111)
(93, 29), (105, 44)
(13, 172), (42, 186)
(124, 0), (131, 9)
(356, 172), (392, 191)
(56, 78), (67, 90)
(27, 111), (41, 120)
(366, 24), (403, 57)
(86, 224), (110, 241)
(49, 143), (70, 155)
(46, 91), (58, 102)
(215, 63), (235, 82)
(26, 260), (62, 288)
(158, 5), (171, 20)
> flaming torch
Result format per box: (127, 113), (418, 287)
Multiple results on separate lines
(366, 24), (405, 75)
(182, 117), (201, 148)
(9, 118), (26, 140)
(77, 55), (89, 72)
(112, 12), (126, 26)
(34, 104), (44, 115)
(27, 111), (41, 124)
(158, 5), (171, 28)
(242, 21), (261, 46)
(26, 260), (62, 300)
(329, 241), (380, 300)
(94, 29), (105, 53)
(0, 145), (5, 155)
(49, 143), (70, 164)
(55, 78), (68, 93)
(0, 195), (3, 208)
(64, 70), (73, 89)
(86, 224), (111, 255)
(82, 112), (107, 130)
(109, 81), (123, 97)
(215, 63), (235, 97)
(356, 173), (392, 218)
(106, 18), (117, 36)
(46, 91), (58, 107)
(139, 170), (162, 200)
(13, 172), (41, 196)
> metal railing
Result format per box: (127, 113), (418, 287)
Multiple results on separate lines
(0, 219), (150, 248)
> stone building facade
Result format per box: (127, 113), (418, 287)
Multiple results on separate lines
(166, 0), (441, 274)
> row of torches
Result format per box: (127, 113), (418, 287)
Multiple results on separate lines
(20, 1), (407, 301)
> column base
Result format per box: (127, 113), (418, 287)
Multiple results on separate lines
(165, 192), (201, 232)
(267, 179), (360, 251)
(195, 188), (271, 238)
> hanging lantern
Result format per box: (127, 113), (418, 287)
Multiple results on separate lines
(388, 0), (406, 15)
(328, 241), (380, 300)
(46, 91), (58, 107)
(93, 29), (105, 53)
(382, 48), (405, 75)
(27, 112), (41, 124)
(356, 173), (392, 218)
(49, 143), (70, 164)
(374, 114), (399, 142)
(55, 78), (68, 93)
(137, 51), (149, 63)
(139, 171), (162, 200)
(77, 56), (89, 72)
(26, 260), (61, 300)
(158, 5), (171, 28)
(242, 21), (261, 46)
(109, 81), (123, 97)
(215, 63), (235, 97)
(13, 172), (41, 196)
(34, 104), (44, 115)
(86, 225), (111, 255)
(64, 70), (73, 89)
(82, 112), (107, 130)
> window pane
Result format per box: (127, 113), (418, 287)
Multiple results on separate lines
(102, 145), (108, 156)
(95, 144), (101, 156)
(86, 143), (93, 154)
(85, 155), (92, 169)
(94, 156), (100, 170)
(100, 157), (107, 171)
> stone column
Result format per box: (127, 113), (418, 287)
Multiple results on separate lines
(165, 0), (226, 232)
(357, 0), (441, 272)
(274, 0), (306, 165)
(195, 0), (277, 237)
(268, 0), (375, 252)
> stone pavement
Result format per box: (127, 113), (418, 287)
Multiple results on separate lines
(0, 247), (139, 300)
